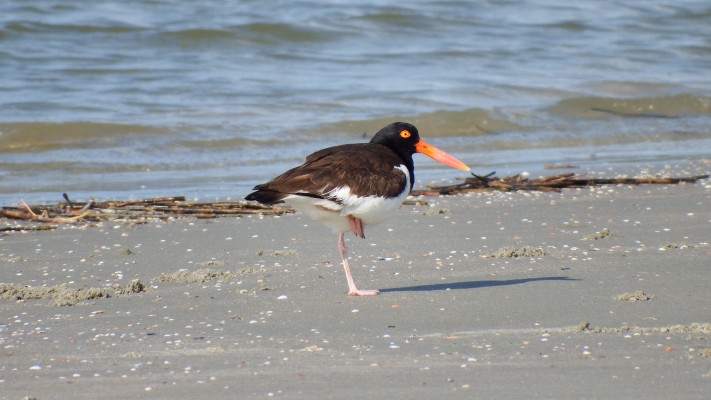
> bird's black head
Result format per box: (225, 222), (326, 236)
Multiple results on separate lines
(370, 121), (471, 173)
(369, 122), (421, 158)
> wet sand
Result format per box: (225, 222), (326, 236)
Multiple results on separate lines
(1, 171), (710, 399)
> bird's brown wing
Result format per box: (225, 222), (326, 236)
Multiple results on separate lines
(245, 143), (408, 204)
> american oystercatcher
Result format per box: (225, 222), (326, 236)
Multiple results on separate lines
(245, 122), (470, 296)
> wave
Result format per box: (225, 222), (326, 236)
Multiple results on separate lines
(172, 136), (291, 150)
(0, 122), (172, 153)
(2, 21), (141, 35)
(311, 108), (530, 138)
(546, 94), (711, 119)
(158, 22), (340, 47)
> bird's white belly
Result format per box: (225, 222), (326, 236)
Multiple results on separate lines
(284, 165), (410, 233)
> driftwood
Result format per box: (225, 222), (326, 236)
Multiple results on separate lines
(1, 194), (292, 227)
(410, 172), (709, 196)
(1, 172), (708, 228)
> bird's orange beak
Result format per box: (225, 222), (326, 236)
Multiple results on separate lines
(415, 140), (471, 171)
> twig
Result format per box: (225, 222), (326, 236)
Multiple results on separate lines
(20, 200), (38, 217)
(62, 193), (73, 213)
(1, 207), (93, 224)
(1, 225), (57, 232)
(411, 173), (709, 196)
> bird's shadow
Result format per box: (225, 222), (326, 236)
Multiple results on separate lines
(379, 276), (577, 293)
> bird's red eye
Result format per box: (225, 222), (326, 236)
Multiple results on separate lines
(400, 130), (411, 139)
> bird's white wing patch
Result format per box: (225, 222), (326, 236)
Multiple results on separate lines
(283, 165), (410, 233)
(327, 164), (410, 226)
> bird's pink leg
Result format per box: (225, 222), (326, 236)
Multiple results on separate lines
(347, 215), (365, 239)
(338, 232), (379, 296)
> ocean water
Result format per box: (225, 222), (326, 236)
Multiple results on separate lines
(1, 0), (710, 205)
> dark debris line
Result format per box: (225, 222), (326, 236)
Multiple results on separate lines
(1, 173), (708, 228)
(1, 195), (291, 228)
(410, 173), (709, 196)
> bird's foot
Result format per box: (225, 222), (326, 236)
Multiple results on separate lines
(347, 288), (380, 296)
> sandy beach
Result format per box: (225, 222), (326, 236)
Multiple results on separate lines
(1, 167), (710, 399)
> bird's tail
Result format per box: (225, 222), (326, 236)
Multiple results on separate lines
(244, 189), (286, 205)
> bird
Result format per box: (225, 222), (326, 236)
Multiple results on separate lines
(245, 122), (471, 296)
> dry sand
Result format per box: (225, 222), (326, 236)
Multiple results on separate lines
(1, 170), (710, 399)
